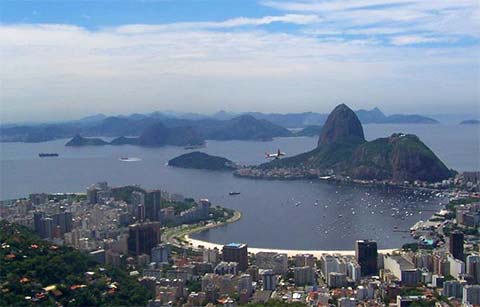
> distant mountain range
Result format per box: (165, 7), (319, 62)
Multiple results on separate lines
(0, 107), (442, 144)
(61, 114), (292, 147)
(293, 125), (324, 137)
(213, 107), (439, 127)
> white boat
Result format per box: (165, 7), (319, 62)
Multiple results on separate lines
(119, 157), (142, 162)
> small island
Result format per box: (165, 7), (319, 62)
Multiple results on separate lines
(65, 134), (109, 146)
(168, 151), (237, 171)
(460, 119), (479, 125)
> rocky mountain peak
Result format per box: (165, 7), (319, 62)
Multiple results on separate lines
(318, 104), (365, 147)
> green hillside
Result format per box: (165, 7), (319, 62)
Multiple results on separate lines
(0, 221), (153, 306)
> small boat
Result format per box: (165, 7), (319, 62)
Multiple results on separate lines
(295, 202), (302, 207)
(229, 192), (241, 196)
(39, 153), (59, 157)
(119, 157), (142, 162)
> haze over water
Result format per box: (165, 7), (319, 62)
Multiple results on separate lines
(1, 124), (478, 250)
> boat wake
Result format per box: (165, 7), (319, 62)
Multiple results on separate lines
(119, 157), (142, 162)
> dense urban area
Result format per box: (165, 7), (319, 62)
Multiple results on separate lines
(1, 172), (479, 307)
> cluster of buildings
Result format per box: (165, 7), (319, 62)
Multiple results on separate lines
(0, 182), (213, 271)
(145, 236), (479, 306)
(2, 181), (480, 307)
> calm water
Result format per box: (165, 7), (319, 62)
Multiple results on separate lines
(1, 124), (478, 250)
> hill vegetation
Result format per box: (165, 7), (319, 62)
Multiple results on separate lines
(0, 221), (153, 306)
(258, 104), (452, 183)
(168, 151), (237, 170)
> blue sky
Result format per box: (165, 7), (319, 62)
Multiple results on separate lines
(1, 0), (479, 122)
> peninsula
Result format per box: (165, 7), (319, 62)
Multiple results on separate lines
(236, 104), (453, 183)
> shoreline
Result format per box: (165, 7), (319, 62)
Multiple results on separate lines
(171, 209), (399, 257)
(233, 169), (452, 194)
(185, 235), (398, 257)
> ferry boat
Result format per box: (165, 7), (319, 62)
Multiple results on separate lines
(38, 153), (59, 157)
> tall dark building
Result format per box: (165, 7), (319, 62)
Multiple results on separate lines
(449, 231), (464, 261)
(145, 190), (162, 221)
(33, 211), (46, 238)
(128, 222), (161, 256)
(222, 243), (248, 271)
(355, 240), (378, 276)
(52, 212), (73, 234)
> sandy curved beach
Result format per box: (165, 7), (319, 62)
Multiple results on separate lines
(185, 232), (397, 257)
(168, 209), (398, 257)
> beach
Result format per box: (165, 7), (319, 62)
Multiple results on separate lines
(184, 235), (397, 257)
(173, 209), (399, 256)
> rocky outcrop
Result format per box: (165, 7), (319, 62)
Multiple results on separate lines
(257, 104), (453, 183)
(318, 104), (365, 146)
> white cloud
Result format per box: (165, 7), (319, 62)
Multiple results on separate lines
(390, 35), (452, 46)
(115, 14), (321, 34)
(0, 21), (478, 122)
(262, 0), (480, 42)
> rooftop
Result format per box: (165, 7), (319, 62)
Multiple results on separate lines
(225, 243), (246, 248)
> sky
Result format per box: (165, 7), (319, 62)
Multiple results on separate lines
(0, 0), (479, 123)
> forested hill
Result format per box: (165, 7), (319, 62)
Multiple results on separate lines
(0, 221), (153, 306)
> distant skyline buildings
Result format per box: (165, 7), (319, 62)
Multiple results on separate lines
(0, 0), (478, 123)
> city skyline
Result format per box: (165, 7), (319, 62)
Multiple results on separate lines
(1, 0), (479, 123)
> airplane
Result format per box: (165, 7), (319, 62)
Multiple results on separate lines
(265, 149), (286, 159)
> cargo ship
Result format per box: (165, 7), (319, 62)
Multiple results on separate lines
(39, 153), (59, 157)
